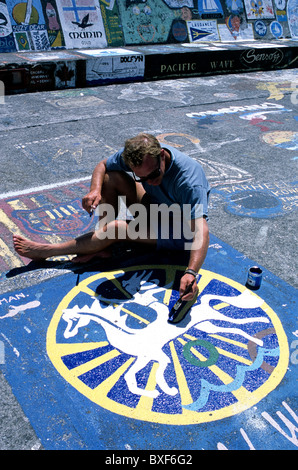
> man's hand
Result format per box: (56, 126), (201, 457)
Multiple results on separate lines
(179, 273), (198, 301)
(82, 189), (101, 214)
(82, 160), (107, 214)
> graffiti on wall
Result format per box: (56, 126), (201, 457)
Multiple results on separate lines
(55, 0), (107, 49)
(0, 0), (15, 51)
(0, 0), (297, 52)
(117, 0), (295, 44)
(84, 48), (145, 85)
(5, 0), (51, 51)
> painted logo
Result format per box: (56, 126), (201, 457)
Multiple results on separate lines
(254, 20), (267, 36)
(212, 181), (298, 218)
(47, 266), (288, 425)
(270, 21), (283, 38)
(12, 199), (93, 236)
(187, 20), (220, 42)
(240, 48), (284, 67)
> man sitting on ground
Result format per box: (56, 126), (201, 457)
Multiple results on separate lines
(13, 133), (210, 301)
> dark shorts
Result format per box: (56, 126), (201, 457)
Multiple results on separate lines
(143, 194), (194, 251)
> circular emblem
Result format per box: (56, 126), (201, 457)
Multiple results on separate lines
(224, 189), (283, 218)
(254, 20), (267, 37)
(171, 20), (188, 42)
(47, 266), (288, 425)
(270, 21), (283, 38)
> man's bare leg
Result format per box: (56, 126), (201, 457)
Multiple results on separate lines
(72, 171), (145, 263)
(13, 218), (156, 262)
(100, 170), (145, 213)
(71, 250), (112, 264)
(13, 219), (128, 261)
(13, 221), (127, 260)
(13, 171), (151, 262)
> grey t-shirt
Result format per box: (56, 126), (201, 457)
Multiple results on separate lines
(105, 143), (210, 221)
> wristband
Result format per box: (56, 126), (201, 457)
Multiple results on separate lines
(183, 268), (198, 278)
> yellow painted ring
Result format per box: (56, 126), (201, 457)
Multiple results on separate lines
(47, 266), (289, 425)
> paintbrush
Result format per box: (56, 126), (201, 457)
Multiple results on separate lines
(89, 205), (96, 217)
(168, 276), (198, 324)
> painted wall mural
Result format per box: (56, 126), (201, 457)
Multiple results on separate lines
(0, 0), (297, 52)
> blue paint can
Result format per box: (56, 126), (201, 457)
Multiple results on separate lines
(246, 266), (262, 290)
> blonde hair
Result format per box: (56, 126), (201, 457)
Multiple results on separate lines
(123, 133), (161, 167)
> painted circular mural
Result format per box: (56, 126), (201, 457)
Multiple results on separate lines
(47, 266), (289, 425)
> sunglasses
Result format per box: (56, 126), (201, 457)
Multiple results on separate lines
(133, 155), (161, 183)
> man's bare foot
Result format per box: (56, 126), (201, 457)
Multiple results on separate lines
(13, 234), (52, 260)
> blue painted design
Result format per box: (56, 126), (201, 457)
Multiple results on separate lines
(254, 20), (267, 36)
(275, 134), (298, 151)
(225, 0), (244, 14)
(6, 0), (47, 26)
(183, 346), (280, 411)
(78, 354), (130, 389)
(49, 268), (282, 423)
(196, 0), (224, 17)
(270, 21), (283, 38)
(0, 234), (296, 450)
(62, 0), (96, 23)
(212, 181), (298, 218)
(12, 199), (94, 236)
(61, 345), (113, 369)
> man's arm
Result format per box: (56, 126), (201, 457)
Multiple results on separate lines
(82, 159), (107, 214)
(179, 217), (209, 301)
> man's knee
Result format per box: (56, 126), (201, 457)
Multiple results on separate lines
(103, 171), (133, 189)
(95, 219), (128, 241)
(101, 171), (134, 201)
(102, 171), (142, 209)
